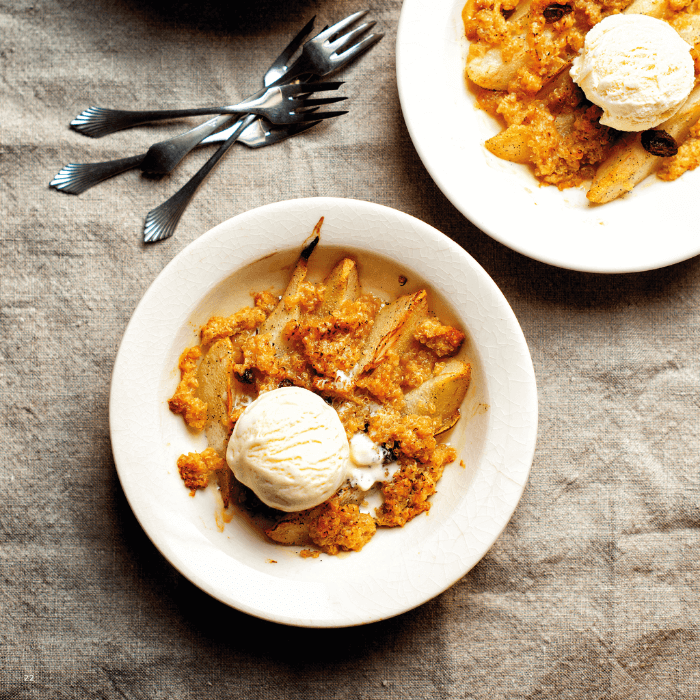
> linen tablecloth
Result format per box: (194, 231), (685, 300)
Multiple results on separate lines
(1, 0), (698, 697)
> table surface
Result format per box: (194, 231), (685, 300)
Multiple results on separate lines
(2, 0), (699, 697)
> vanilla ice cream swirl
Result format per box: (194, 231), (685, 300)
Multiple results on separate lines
(226, 387), (350, 512)
(570, 14), (695, 131)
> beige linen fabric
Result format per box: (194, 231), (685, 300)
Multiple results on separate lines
(1, 0), (698, 697)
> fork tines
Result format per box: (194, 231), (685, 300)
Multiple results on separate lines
(331, 19), (377, 51)
(299, 109), (348, 122)
(315, 10), (370, 41)
(286, 81), (348, 120)
(287, 81), (344, 94)
(336, 27), (384, 61)
(316, 11), (384, 71)
(299, 97), (348, 108)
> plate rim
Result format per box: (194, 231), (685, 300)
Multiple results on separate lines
(396, 0), (700, 273)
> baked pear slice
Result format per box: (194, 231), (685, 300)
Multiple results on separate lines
(464, 0), (531, 90)
(466, 42), (527, 91)
(485, 125), (533, 164)
(258, 218), (322, 356)
(265, 512), (313, 546)
(197, 336), (249, 507)
(587, 83), (700, 203)
(403, 359), (472, 435)
(354, 289), (430, 375)
(197, 336), (237, 456)
(317, 257), (359, 316)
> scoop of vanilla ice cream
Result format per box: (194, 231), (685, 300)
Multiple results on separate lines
(570, 14), (694, 131)
(225, 386), (350, 512)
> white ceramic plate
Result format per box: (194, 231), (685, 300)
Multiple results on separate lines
(397, 0), (700, 273)
(109, 197), (537, 627)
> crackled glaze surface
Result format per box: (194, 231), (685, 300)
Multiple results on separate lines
(109, 197), (537, 627)
(397, 0), (700, 272)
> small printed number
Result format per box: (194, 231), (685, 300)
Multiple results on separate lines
(24, 675), (34, 682)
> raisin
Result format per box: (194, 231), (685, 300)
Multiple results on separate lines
(398, 275), (408, 286)
(641, 129), (678, 157)
(501, 6), (515, 18)
(543, 3), (572, 21)
(236, 368), (255, 384)
(380, 443), (400, 464)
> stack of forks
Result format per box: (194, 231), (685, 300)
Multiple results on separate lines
(51, 11), (382, 243)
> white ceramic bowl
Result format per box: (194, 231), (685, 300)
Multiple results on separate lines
(397, 0), (700, 273)
(109, 197), (538, 627)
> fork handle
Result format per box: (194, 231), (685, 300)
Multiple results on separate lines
(139, 113), (237, 175)
(50, 154), (146, 195)
(72, 107), (244, 137)
(143, 115), (256, 243)
(71, 86), (268, 137)
(78, 154), (145, 180)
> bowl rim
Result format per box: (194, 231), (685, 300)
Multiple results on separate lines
(109, 196), (538, 627)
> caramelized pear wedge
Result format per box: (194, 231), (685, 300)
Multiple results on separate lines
(265, 512), (313, 545)
(257, 218), (322, 356)
(485, 125), (533, 164)
(484, 70), (575, 163)
(217, 463), (235, 509)
(467, 42), (529, 91)
(465, 0), (532, 90)
(197, 337), (237, 456)
(403, 359), (472, 435)
(355, 289), (429, 375)
(587, 83), (700, 204)
(196, 337), (245, 505)
(317, 257), (360, 315)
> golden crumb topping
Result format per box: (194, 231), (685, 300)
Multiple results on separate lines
(368, 410), (439, 463)
(199, 307), (266, 347)
(307, 499), (377, 554)
(253, 290), (279, 315)
(414, 318), (466, 357)
(177, 447), (226, 491)
(297, 297), (380, 377)
(376, 444), (457, 527)
(167, 346), (207, 431)
(657, 119), (700, 180)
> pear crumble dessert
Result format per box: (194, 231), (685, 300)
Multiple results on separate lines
(463, 0), (700, 201)
(168, 218), (472, 556)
